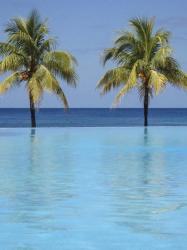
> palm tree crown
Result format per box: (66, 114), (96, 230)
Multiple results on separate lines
(97, 17), (187, 126)
(0, 10), (77, 126)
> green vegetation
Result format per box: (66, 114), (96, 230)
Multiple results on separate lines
(97, 17), (187, 126)
(0, 10), (77, 127)
(0, 13), (187, 127)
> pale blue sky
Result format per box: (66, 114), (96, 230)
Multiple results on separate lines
(0, 0), (187, 108)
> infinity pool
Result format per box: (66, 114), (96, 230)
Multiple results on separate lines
(0, 127), (186, 249)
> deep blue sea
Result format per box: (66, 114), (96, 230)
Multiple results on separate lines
(0, 108), (187, 127)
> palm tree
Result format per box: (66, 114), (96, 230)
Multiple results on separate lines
(97, 17), (187, 126)
(0, 10), (77, 127)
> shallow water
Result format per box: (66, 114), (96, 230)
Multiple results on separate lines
(0, 127), (186, 249)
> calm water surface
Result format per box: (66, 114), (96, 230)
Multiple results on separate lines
(0, 127), (186, 249)
(1, 108), (187, 127)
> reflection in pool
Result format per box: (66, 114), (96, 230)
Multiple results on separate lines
(0, 127), (186, 249)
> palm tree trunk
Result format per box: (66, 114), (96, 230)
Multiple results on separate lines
(144, 83), (149, 127)
(29, 92), (36, 128)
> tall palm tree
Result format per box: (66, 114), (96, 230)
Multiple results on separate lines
(0, 10), (77, 127)
(97, 17), (187, 126)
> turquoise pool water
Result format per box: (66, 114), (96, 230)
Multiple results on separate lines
(0, 127), (186, 250)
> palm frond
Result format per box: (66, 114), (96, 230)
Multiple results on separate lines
(102, 48), (117, 65)
(151, 46), (172, 67)
(98, 16), (187, 109)
(154, 29), (170, 44)
(0, 42), (19, 55)
(5, 17), (27, 35)
(129, 17), (155, 43)
(0, 9), (77, 110)
(113, 62), (138, 105)
(97, 67), (129, 94)
(43, 51), (77, 86)
(0, 54), (25, 72)
(0, 72), (21, 93)
(27, 76), (43, 104)
(31, 65), (69, 107)
(149, 70), (167, 94)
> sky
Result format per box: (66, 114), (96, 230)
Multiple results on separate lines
(0, 0), (187, 108)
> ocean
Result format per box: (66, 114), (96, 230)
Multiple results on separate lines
(0, 108), (187, 127)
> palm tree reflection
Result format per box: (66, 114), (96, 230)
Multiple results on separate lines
(30, 128), (36, 138)
(12, 129), (76, 232)
(97, 128), (182, 236)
